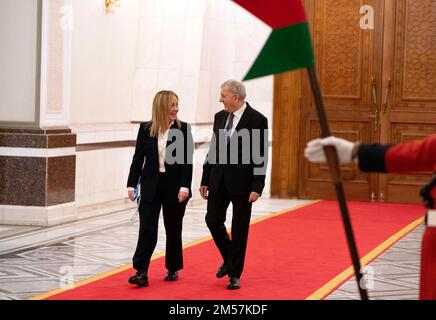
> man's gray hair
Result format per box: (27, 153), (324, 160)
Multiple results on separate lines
(221, 80), (246, 100)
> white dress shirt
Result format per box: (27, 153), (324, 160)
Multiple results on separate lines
(225, 102), (247, 136)
(158, 124), (171, 173)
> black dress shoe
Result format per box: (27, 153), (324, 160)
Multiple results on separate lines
(227, 276), (240, 290)
(164, 271), (178, 281)
(216, 264), (228, 278)
(128, 270), (149, 287)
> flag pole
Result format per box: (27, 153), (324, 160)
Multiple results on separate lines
(307, 66), (369, 300)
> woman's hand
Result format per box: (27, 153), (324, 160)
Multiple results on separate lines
(127, 188), (135, 201)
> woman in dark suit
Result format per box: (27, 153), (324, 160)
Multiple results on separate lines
(127, 90), (193, 287)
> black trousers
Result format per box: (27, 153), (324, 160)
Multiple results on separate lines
(205, 183), (253, 278)
(132, 173), (187, 274)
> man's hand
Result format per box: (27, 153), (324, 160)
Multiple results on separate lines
(248, 192), (260, 203)
(199, 186), (209, 200)
(178, 191), (189, 203)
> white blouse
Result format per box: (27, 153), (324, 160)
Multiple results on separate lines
(158, 123), (189, 195)
(127, 122), (189, 195)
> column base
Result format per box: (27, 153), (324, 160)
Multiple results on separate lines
(0, 202), (77, 227)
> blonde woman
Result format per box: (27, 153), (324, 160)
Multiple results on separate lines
(127, 90), (193, 287)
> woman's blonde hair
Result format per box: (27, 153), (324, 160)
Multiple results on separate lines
(149, 90), (181, 138)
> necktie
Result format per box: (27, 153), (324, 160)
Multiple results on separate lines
(225, 113), (234, 144)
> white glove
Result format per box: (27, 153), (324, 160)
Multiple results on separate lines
(304, 136), (356, 164)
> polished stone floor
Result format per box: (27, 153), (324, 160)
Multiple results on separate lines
(325, 224), (424, 300)
(0, 199), (424, 300)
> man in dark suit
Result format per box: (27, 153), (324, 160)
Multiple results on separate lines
(200, 80), (268, 289)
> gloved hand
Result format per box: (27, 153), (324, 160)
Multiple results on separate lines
(304, 136), (357, 164)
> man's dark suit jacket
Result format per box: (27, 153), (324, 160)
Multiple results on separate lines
(201, 103), (268, 196)
(127, 121), (193, 202)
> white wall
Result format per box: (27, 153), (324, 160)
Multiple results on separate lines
(0, 0), (38, 122)
(76, 147), (134, 207)
(70, 0), (140, 125)
(133, 0), (273, 125)
(69, 0), (272, 128)
(133, 0), (207, 123)
(197, 0), (273, 123)
(68, 0), (140, 206)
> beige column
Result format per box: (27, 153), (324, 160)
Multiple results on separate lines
(0, 0), (77, 226)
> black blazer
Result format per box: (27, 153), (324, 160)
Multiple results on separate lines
(201, 103), (268, 196)
(127, 121), (193, 203)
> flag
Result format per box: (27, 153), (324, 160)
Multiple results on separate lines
(233, 0), (315, 80)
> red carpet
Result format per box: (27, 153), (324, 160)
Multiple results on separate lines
(46, 201), (424, 300)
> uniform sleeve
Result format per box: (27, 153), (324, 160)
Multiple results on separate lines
(358, 135), (436, 174)
(357, 143), (392, 173)
(385, 135), (436, 173)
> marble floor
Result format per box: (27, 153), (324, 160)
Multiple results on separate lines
(0, 198), (424, 300)
(325, 225), (424, 300)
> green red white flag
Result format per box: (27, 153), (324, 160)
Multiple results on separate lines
(233, 0), (315, 80)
